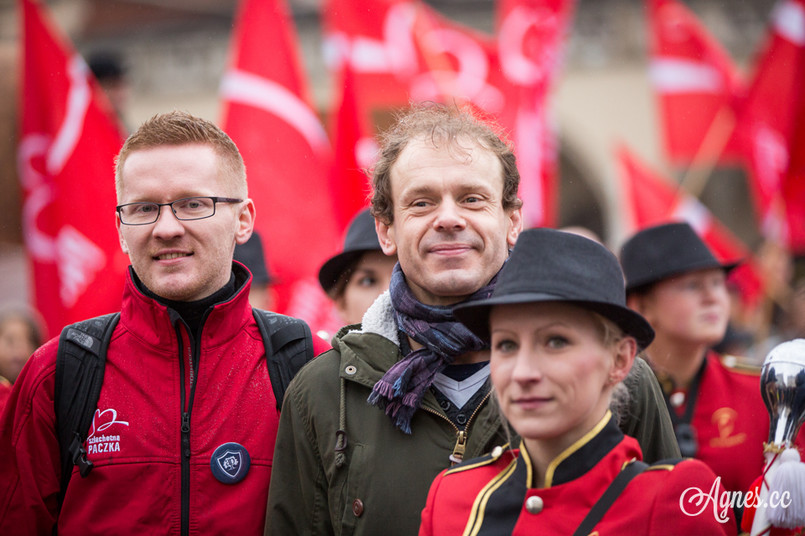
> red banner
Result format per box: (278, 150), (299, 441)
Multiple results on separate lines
(220, 0), (340, 321)
(327, 66), (377, 233)
(647, 0), (744, 166)
(495, 0), (574, 228)
(19, 0), (128, 338)
(617, 145), (763, 309)
(735, 0), (805, 253)
(782, 83), (805, 253)
(323, 0), (573, 229)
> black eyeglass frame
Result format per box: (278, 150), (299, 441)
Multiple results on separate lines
(116, 196), (243, 226)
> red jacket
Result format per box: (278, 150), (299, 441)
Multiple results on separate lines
(684, 352), (770, 495)
(420, 414), (736, 535)
(0, 378), (10, 413)
(0, 266), (280, 535)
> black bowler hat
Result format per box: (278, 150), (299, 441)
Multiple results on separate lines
(234, 230), (273, 285)
(318, 208), (382, 294)
(454, 228), (655, 350)
(620, 222), (739, 293)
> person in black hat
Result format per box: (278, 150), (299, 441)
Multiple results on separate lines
(620, 221), (775, 509)
(88, 51), (130, 130)
(418, 228), (734, 535)
(319, 208), (397, 326)
(234, 230), (275, 310)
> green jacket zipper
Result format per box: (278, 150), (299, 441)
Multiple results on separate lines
(422, 391), (492, 465)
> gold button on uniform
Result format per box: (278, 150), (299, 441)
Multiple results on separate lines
(525, 495), (544, 514)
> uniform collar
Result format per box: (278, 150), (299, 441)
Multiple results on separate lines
(519, 411), (623, 488)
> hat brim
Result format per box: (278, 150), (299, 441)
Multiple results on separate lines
(454, 292), (655, 351)
(318, 249), (372, 294)
(625, 259), (741, 293)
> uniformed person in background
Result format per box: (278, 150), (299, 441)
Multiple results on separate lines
(620, 221), (773, 511)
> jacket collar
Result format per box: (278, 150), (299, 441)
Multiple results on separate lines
(120, 262), (253, 352)
(518, 411), (624, 488)
(356, 290), (398, 344)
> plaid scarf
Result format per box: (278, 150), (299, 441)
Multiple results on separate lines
(367, 263), (496, 434)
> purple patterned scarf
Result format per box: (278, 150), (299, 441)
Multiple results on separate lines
(367, 263), (497, 434)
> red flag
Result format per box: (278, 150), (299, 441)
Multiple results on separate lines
(782, 84), (805, 253)
(327, 65), (378, 233)
(324, 0), (572, 229)
(495, 0), (574, 228)
(322, 0), (414, 110)
(18, 0), (127, 338)
(647, 0), (744, 166)
(735, 0), (805, 253)
(220, 0), (339, 320)
(617, 145), (763, 309)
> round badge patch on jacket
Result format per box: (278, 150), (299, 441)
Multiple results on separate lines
(211, 442), (250, 484)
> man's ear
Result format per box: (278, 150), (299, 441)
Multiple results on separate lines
(506, 205), (523, 248)
(115, 214), (129, 254)
(375, 218), (397, 257)
(235, 199), (256, 245)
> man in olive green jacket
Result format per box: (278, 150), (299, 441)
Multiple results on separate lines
(265, 104), (679, 536)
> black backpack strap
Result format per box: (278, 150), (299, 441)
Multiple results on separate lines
(54, 312), (120, 512)
(253, 309), (314, 410)
(573, 460), (649, 536)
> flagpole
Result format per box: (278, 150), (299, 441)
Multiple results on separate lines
(674, 106), (736, 201)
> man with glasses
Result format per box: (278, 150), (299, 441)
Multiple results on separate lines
(0, 111), (308, 534)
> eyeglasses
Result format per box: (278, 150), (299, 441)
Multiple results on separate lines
(116, 196), (243, 225)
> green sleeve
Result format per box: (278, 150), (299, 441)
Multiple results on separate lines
(265, 369), (335, 536)
(621, 356), (681, 463)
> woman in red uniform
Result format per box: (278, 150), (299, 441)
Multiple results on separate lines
(420, 228), (735, 535)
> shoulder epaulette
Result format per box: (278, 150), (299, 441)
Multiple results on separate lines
(445, 444), (512, 475)
(642, 457), (684, 472)
(719, 354), (762, 375)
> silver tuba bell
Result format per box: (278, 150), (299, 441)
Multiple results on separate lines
(752, 339), (805, 535)
(761, 339), (805, 447)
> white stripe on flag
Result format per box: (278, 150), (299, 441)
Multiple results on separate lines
(221, 69), (329, 153)
(773, 0), (805, 46)
(649, 58), (724, 93)
(47, 55), (90, 175)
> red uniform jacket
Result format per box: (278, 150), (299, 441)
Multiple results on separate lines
(0, 378), (10, 413)
(0, 266), (280, 535)
(682, 352), (770, 495)
(420, 414), (736, 535)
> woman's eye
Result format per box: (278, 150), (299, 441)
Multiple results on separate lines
(494, 339), (518, 353)
(546, 336), (569, 349)
(356, 275), (377, 287)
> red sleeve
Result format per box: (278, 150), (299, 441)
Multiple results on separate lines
(648, 459), (737, 535)
(419, 469), (449, 536)
(0, 339), (62, 535)
(0, 380), (11, 412)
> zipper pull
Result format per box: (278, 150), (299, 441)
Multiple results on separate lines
(181, 412), (191, 434)
(449, 431), (467, 465)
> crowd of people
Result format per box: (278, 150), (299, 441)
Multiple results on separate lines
(0, 104), (802, 535)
